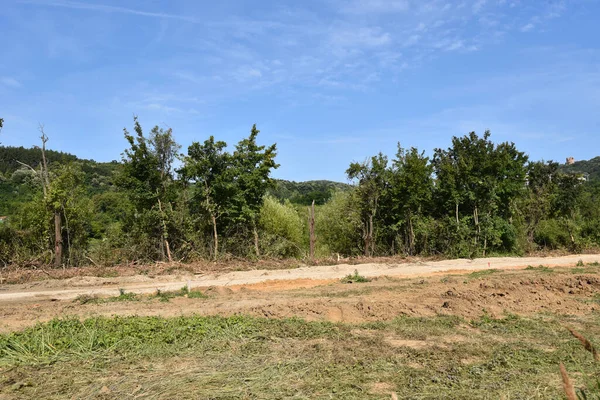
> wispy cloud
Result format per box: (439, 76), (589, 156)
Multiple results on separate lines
(341, 0), (410, 14)
(329, 27), (392, 48)
(19, 0), (201, 23)
(1, 77), (22, 88)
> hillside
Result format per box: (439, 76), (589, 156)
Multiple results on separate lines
(0, 146), (350, 216)
(560, 156), (600, 181)
(0, 146), (120, 216)
(269, 179), (352, 205)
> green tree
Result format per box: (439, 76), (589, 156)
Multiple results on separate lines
(389, 145), (434, 255)
(229, 124), (279, 256)
(180, 136), (232, 260)
(117, 117), (180, 261)
(346, 153), (389, 256)
(433, 131), (527, 255)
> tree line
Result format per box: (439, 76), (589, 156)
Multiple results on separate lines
(0, 118), (598, 268)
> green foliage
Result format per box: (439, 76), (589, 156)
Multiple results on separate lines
(259, 196), (303, 258)
(269, 179), (351, 205)
(340, 269), (371, 283)
(315, 190), (362, 256)
(2, 127), (600, 266)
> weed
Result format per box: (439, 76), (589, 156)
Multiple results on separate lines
(525, 265), (553, 273)
(340, 269), (371, 283)
(74, 294), (100, 305)
(467, 269), (500, 279)
(113, 289), (138, 302)
(577, 260), (585, 267)
(187, 290), (208, 299)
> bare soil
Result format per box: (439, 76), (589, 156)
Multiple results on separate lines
(2, 254), (600, 333)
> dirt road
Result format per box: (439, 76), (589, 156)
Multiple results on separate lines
(1, 254), (598, 303)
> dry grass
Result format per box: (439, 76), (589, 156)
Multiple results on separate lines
(560, 363), (577, 400)
(567, 326), (600, 361)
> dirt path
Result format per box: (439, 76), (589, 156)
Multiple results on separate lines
(1, 254), (598, 303)
(2, 254), (600, 333)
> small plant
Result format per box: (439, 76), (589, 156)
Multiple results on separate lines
(577, 260), (585, 267)
(113, 289), (138, 302)
(188, 289), (208, 299)
(340, 270), (371, 284)
(525, 265), (552, 273)
(468, 269), (500, 279)
(74, 294), (100, 305)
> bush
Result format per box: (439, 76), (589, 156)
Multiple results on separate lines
(259, 196), (303, 258)
(315, 191), (361, 256)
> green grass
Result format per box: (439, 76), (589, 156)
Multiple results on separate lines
(340, 269), (371, 284)
(74, 287), (208, 305)
(2, 313), (600, 399)
(74, 289), (139, 305)
(525, 265), (553, 273)
(467, 269), (500, 280)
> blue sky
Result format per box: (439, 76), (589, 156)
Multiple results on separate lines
(1, 0), (599, 181)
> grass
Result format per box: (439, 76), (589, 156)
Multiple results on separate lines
(2, 313), (600, 399)
(467, 268), (500, 279)
(74, 289), (139, 305)
(74, 287), (207, 305)
(340, 269), (371, 284)
(525, 265), (553, 273)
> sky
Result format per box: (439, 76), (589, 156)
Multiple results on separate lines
(1, 0), (599, 182)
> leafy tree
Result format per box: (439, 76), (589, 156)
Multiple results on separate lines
(347, 153), (389, 256)
(180, 136), (232, 259)
(388, 145), (434, 255)
(524, 161), (559, 243)
(228, 124), (279, 256)
(117, 117), (180, 261)
(433, 131), (527, 255)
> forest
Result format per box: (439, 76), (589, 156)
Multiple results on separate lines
(0, 116), (598, 268)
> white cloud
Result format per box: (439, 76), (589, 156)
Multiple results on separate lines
(342, 0), (410, 14)
(521, 23), (535, 32)
(22, 0), (200, 23)
(1, 77), (22, 88)
(330, 27), (391, 48)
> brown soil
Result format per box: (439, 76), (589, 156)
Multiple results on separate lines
(2, 259), (600, 333)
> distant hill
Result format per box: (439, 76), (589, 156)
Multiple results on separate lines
(560, 156), (600, 181)
(0, 146), (120, 216)
(0, 145), (351, 215)
(269, 179), (352, 205)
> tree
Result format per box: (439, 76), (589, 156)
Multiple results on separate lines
(347, 153), (389, 257)
(433, 131), (527, 255)
(180, 136), (232, 260)
(229, 124), (279, 256)
(117, 117), (180, 261)
(389, 145), (434, 255)
(524, 161), (559, 243)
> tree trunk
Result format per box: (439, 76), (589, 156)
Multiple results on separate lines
(455, 202), (459, 225)
(308, 200), (316, 260)
(473, 206), (480, 246)
(157, 198), (172, 263)
(367, 214), (374, 257)
(211, 214), (218, 261)
(408, 212), (415, 256)
(253, 225), (260, 257)
(54, 211), (62, 267)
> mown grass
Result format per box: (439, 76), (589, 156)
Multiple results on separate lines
(2, 313), (600, 399)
